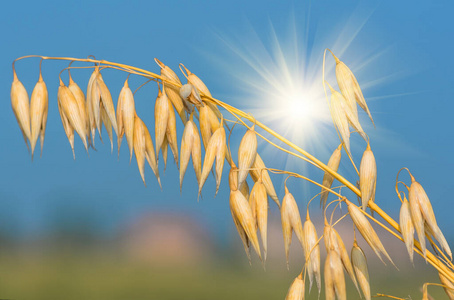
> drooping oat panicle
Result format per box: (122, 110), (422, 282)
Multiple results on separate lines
(155, 58), (188, 123)
(303, 212), (321, 294)
(141, 118), (161, 188)
(281, 186), (305, 267)
(333, 53), (375, 126)
(11, 71), (31, 151)
(180, 113), (202, 190)
(327, 83), (351, 154)
(439, 272), (454, 300)
(359, 142), (376, 211)
(117, 78), (136, 161)
(250, 179), (268, 261)
(326, 224), (359, 293)
(409, 173), (452, 260)
(351, 241), (371, 300)
(321, 144), (342, 209)
(133, 115), (146, 185)
(198, 124), (226, 197)
(101, 105), (114, 152)
(230, 189), (262, 260)
(285, 273), (305, 300)
(399, 196), (415, 262)
(155, 87), (170, 156)
(68, 76), (88, 149)
(58, 99), (75, 159)
(58, 79), (88, 152)
(166, 96), (179, 166)
(30, 72), (48, 159)
(325, 249), (346, 300)
(347, 200), (395, 266)
(238, 125), (258, 190)
(249, 153), (280, 207)
(95, 74), (118, 136)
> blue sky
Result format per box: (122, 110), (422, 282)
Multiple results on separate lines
(1, 0), (453, 240)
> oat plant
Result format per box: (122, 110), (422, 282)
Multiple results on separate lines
(10, 51), (454, 299)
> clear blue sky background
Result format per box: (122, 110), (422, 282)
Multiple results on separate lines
(1, 0), (453, 241)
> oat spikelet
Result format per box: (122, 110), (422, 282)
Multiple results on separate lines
(198, 104), (219, 149)
(116, 92), (124, 157)
(249, 153), (280, 207)
(118, 78), (136, 161)
(231, 201), (251, 264)
(155, 87), (170, 156)
(11, 71), (31, 151)
(58, 79), (88, 152)
(229, 164), (239, 191)
(139, 119), (161, 188)
(155, 58), (187, 123)
(351, 241), (371, 300)
(96, 74), (118, 136)
(303, 212), (321, 294)
(347, 200), (395, 266)
(324, 223), (359, 293)
(241, 180), (250, 201)
(30, 72), (48, 158)
(281, 186), (305, 267)
(133, 115), (146, 185)
(68, 76), (89, 150)
(327, 83), (350, 154)
(86, 67), (99, 144)
(409, 173), (452, 260)
(180, 113), (202, 190)
(333, 53), (374, 126)
(439, 272), (454, 300)
(359, 142), (376, 211)
(325, 249), (346, 300)
(161, 135), (169, 170)
(58, 99), (75, 159)
(250, 179), (268, 261)
(285, 273), (305, 300)
(230, 189), (262, 260)
(399, 196), (415, 262)
(198, 124), (226, 197)
(321, 144), (342, 209)
(166, 96), (179, 166)
(238, 125), (257, 190)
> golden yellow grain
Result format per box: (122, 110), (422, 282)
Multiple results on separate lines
(198, 124), (226, 197)
(30, 73), (48, 158)
(281, 186), (304, 267)
(333, 53), (374, 126)
(439, 272), (454, 300)
(101, 104), (113, 152)
(230, 189), (262, 260)
(154, 87), (170, 156)
(359, 142), (376, 211)
(399, 196), (415, 262)
(347, 200), (395, 266)
(86, 67), (99, 144)
(68, 76), (88, 145)
(96, 74), (118, 136)
(325, 249), (346, 300)
(141, 118), (161, 188)
(409, 173), (452, 259)
(155, 58), (188, 123)
(57, 99), (75, 159)
(250, 179), (268, 261)
(303, 212), (321, 294)
(166, 96), (179, 166)
(11, 72), (31, 150)
(285, 273), (305, 300)
(351, 241), (371, 300)
(238, 125), (257, 190)
(327, 83), (350, 154)
(180, 114), (202, 190)
(230, 199), (252, 264)
(133, 115), (146, 185)
(118, 78), (136, 161)
(321, 144), (342, 209)
(249, 153), (280, 207)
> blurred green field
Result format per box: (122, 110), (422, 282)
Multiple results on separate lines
(0, 249), (448, 300)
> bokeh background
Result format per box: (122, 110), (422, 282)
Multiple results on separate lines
(1, 0), (453, 299)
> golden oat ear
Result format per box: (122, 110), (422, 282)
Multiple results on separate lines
(178, 63), (190, 81)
